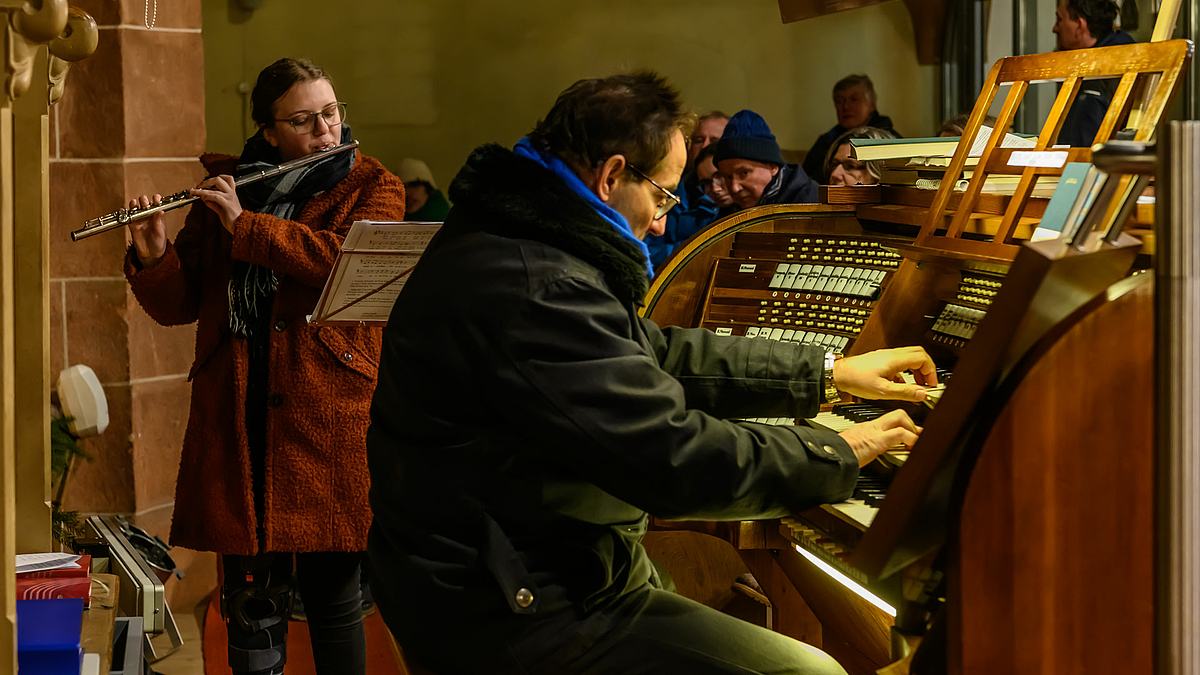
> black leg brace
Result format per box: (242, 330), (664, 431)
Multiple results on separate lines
(222, 553), (294, 675)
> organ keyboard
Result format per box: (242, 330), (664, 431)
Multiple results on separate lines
(641, 39), (1189, 675)
(644, 200), (1155, 674)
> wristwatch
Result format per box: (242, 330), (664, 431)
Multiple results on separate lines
(823, 352), (842, 403)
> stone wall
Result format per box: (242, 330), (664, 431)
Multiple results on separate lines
(49, 0), (214, 611)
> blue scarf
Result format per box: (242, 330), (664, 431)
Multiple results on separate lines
(513, 138), (653, 276)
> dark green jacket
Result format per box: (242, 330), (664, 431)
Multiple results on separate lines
(406, 188), (451, 221)
(367, 143), (859, 645)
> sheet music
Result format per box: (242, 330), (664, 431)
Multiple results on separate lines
(310, 221), (441, 325)
(16, 552), (81, 574)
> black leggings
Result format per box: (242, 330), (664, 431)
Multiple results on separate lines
(223, 551), (366, 675)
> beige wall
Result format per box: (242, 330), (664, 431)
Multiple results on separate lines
(203, 0), (939, 188)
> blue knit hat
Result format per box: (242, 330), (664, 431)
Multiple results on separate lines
(712, 110), (785, 167)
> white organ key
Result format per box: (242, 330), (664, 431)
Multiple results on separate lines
(782, 263), (803, 289)
(832, 267), (852, 294)
(770, 263), (789, 288)
(792, 264), (813, 290)
(801, 265), (822, 291)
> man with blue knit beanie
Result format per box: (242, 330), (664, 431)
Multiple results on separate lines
(714, 109), (819, 209)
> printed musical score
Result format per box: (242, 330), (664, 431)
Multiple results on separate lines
(310, 220), (441, 325)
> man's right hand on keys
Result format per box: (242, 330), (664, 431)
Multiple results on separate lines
(838, 409), (921, 467)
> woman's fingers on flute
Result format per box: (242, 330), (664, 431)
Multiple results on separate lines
(189, 175), (242, 233)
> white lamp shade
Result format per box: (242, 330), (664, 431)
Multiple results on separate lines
(56, 365), (108, 437)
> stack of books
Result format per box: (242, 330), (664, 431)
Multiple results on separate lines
(852, 126), (1059, 197)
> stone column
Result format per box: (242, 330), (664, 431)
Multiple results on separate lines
(3, 0), (97, 664)
(51, 0), (214, 608)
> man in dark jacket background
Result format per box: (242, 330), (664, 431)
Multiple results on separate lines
(714, 109), (820, 209)
(368, 71), (936, 674)
(801, 75), (899, 182)
(1052, 0), (1134, 147)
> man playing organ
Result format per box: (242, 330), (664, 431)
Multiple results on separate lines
(123, 57), (405, 675)
(367, 71), (938, 675)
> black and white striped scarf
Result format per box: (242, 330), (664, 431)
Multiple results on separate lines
(227, 124), (355, 338)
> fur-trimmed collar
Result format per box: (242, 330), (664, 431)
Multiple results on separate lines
(447, 143), (649, 304)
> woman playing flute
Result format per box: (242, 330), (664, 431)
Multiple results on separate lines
(124, 57), (405, 675)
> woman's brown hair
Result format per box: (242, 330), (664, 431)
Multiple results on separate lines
(250, 58), (332, 128)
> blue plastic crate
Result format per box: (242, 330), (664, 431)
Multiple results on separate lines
(17, 598), (84, 675)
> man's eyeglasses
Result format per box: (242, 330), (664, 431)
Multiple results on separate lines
(627, 164), (682, 220)
(276, 102), (348, 135)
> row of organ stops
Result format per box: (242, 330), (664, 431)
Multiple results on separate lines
(756, 301), (867, 334)
(751, 236), (904, 267)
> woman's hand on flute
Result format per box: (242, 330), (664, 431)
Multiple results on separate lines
(190, 175), (244, 234)
(129, 194), (167, 270)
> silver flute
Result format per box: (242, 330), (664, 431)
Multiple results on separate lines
(71, 140), (360, 241)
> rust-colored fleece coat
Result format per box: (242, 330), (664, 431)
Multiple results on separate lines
(126, 151), (405, 555)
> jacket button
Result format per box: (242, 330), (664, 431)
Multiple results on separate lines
(341, 351), (354, 362)
(822, 445), (839, 457)
(274, 320), (286, 332)
(515, 588), (534, 608)
(267, 393), (284, 407)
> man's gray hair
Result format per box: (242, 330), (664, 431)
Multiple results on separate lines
(832, 74), (877, 105)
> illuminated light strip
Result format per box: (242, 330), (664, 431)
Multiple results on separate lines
(794, 545), (897, 618)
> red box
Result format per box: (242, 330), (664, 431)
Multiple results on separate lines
(16, 576), (92, 606)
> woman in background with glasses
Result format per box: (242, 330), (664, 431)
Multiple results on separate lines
(823, 126), (898, 187)
(123, 57), (404, 675)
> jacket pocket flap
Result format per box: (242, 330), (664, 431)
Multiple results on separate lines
(315, 326), (378, 379)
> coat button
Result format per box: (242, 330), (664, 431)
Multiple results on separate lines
(515, 588), (534, 608)
(341, 351), (354, 362)
(822, 445), (839, 457)
(274, 320), (286, 332)
(267, 393), (284, 407)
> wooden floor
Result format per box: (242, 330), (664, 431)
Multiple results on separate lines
(152, 599), (207, 675)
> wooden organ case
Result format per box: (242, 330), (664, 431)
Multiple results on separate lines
(642, 39), (1190, 675)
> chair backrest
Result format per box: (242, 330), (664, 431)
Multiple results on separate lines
(914, 39), (1193, 260)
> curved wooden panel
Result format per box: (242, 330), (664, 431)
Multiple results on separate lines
(948, 273), (1153, 675)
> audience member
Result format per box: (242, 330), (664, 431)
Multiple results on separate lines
(802, 75), (899, 182)
(398, 158), (451, 221)
(696, 145), (734, 212)
(937, 113), (999, 137)
(1052, 0), (1132, 146)
(713, 109), (818, 209)
(647, 111), (729, 268)
(647, 146), (727, 270)
(687, 111), (729, 172)
(824, 126), (898, 186)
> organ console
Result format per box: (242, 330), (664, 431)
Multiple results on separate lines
(642, 39), (1190, 675)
